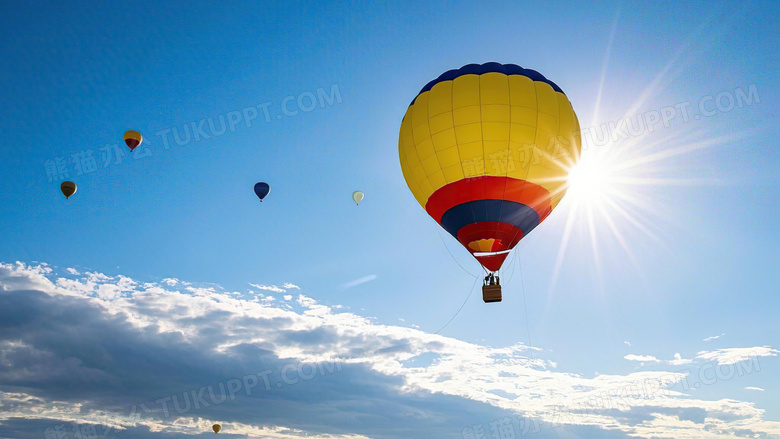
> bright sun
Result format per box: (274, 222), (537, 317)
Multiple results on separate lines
(541, 120), (724, 298)
(565, 154), (615, 206)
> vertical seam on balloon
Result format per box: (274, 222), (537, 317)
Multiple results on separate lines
(507, 78), (543, 253)
(426, 84), (446, 193)
(476, 74), (487, 234)
(408, 104), (427, 206)
(497, 73), (512, 256)
(449, 77), (477, 236)
(447, 80), (466, 188)
(548, 93), (567, 210)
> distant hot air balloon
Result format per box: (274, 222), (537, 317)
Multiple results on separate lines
(212, 424), (221, 433)
(254, 182), (270, 201)
(60, 181), (77, 199)
(352, 191), (364, 206)
(124, 130), (143, 151)
(398, 63), (581, 302)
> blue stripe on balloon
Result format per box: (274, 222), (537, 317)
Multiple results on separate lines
(439, 200), (540, 239)
(410, 63), (565, 107)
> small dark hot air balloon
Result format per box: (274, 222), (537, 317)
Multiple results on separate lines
(254, 182), (270, 202)
(60, 181), (77, 199)
(212, 424), (221, 433)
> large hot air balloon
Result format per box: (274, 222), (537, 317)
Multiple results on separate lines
(60, 181), (77, 199)
(212, 424), (221, 433)
(352, 191), (364, 206)
(254, 182), (270, 201)
(398, 63), (581, 302)
(124, 130), (143, 151)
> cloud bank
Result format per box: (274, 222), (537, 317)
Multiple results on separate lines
(0, 262), (778, 439)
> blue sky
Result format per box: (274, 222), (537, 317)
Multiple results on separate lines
(0, 1), (778, 438)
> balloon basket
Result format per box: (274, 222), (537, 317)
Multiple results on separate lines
(482, 285), (502, 303)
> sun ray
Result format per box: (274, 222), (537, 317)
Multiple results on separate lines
(537, 3), (755, 310)
(613, 132), (747, 172)
(545, 199), (580, 303)
(619, 7), (721, 120)
(597, 200), (652, 291)
(591, 7), (621, 128)
(586, 202), (604, 294)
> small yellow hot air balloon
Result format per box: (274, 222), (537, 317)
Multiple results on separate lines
(60, 181), (77, 199)
(352, 191), (364, 206)
(212, 424), (221, 433)
(124, 130), (143, 151)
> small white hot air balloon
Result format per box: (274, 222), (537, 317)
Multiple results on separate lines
(352, 191), (364, 206)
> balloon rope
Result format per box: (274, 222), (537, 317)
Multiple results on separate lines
(518, 256), (535, 359)
(435, 274), (479, 335)
(364, 231), (480, 358)
(367, 275), (479, 358)
(436, 227), (482, 278)
(503, 248), (518, 283)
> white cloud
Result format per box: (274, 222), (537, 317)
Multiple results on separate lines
(696, 346), (778, 365)
(668, 352), (694, 366)
(744, 387), (764, 391)
(0, 261), (55, 293)
(624, 340), (631, 347)
(249, 283), (286, 293)
(624, 354), (660, 362)
(0, 390), (369, 439)
(66, 268), (80, 275)
(1, 261), (779, 439)
(161, 278), (179, 286)
(282, 283), (300, 290)
(703, 333), (725, 342)
(338, 275), (377, 290)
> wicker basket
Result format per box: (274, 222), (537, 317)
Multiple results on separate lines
(482, 285), (502, 303)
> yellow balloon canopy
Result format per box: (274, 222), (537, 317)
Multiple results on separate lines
(398, 63), (580, 272)
(212, 424), (221, 433)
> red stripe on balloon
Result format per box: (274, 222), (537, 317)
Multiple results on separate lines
(425, 176), (552, 224)
(456, 222), (524, 253)
(475, 253), (510, 272)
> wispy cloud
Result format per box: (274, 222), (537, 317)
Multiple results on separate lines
(744, 386), (764, 391)
(696, 346), (778, 365)
(249, 283), (286, 293)
(338, 275), (376, 290)
(703, 332), (725, 342)
(282, 283), (300, 290)
(624, 354), (660, 362)
(623, 340), (631, 347)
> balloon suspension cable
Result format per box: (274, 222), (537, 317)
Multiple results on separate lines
(360, 228), (480, 359)
(502, 249), (519, 284)
(434, 274), (480, 335)
(437, 226), (480, 279)
(365, 274), (479, 358)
